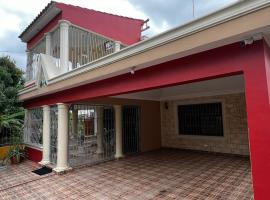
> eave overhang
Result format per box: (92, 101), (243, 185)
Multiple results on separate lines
(19, 1), (61, 43)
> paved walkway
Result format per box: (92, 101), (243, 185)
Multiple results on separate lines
(0, 149), (253, 200)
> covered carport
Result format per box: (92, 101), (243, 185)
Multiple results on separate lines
(22, 40), (270, 199)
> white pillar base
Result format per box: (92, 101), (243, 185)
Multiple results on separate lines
(39, 160), (51, 166)
(53, 166), (72, 174)
(115, 153), (124, 159)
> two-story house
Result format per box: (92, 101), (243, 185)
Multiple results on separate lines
(18, 1), (270, 199)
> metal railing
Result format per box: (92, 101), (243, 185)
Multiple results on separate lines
(50, 106), (58, 164)
(24, 24), (125, 84)
(68, 25), (118, 69)
(0, 127), (13, 147)
(24, 108), (43, 147)
(68, 104), (115, 168)
(25, 39), (46, 82)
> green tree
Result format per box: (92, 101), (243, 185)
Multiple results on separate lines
(0, 56), (25, 142)
(0, 56), (24, 115)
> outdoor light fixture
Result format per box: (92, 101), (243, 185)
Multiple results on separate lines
(241, 34), (262, 47)
(130, 66), (136, 75)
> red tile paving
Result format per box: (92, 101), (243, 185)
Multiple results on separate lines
(0, 149), (253, 200)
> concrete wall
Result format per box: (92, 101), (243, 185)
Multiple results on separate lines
(161, 93), (249, 155)
(81, 97), (161, 152)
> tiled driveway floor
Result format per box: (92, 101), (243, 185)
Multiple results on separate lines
(0, 149), (253, 200)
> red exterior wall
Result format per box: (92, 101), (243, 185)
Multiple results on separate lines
(57, 3), (144, 46)
(243, 42), (270, 200)
(23, 40), (270, 199)
(27, 3), (144, 49)
(25, 146), (42, 162)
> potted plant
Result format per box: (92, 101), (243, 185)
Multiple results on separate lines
(6, 144), (25, 164)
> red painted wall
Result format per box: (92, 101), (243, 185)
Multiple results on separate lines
(57, 3), (144, 46)
(25, 146), (42, 162)
(243, 41), (270, 200)
(23, 40), (270, 199)
(27, 3), (144, 49)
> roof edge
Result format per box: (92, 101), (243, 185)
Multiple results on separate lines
(19, 1), (61, 42)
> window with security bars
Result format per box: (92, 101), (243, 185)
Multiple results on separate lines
(24, 108), (43, 146)
(178, 102), (223, 136)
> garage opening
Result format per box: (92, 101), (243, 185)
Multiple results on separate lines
(114, 74), (250, 156)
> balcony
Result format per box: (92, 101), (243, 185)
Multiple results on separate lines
(25, 21), (125, 87)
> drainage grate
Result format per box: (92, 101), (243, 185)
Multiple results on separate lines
(32, 166), (52, 176)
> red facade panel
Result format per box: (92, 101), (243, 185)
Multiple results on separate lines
(57, 3), (144, 46)
(27, 3), (144, 49)
(25, 146), (42, 163)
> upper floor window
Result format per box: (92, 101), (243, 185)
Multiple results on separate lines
(178, 102), (224, 137)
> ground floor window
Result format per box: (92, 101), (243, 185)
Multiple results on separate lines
(178, 102), (223, 136)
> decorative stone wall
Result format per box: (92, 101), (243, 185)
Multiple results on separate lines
(161, 93), (249, 155)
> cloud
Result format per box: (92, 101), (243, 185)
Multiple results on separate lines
(0, 0), (239, 71)
(130, 0), (239, 36)
(0, 31), (26, 69)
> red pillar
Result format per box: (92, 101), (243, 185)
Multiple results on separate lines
(244, 41), (270, 200)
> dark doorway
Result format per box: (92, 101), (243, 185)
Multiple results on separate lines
(103, 107), (115, 154)
(122, 106), (140, 154)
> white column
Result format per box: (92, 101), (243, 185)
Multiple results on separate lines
(114, 41), (121, 52)
(59, 20), (70, 74)
(96, 107), (104, 154)
(45, 33), (52, 55)
(114, 105), (123, 158)
(39, 105), (51, 165)
(53, 103), (70, 173)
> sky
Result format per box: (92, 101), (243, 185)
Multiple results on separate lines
(0, 0), (238, 71)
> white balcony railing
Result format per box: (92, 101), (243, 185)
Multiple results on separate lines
(25, 23), (125, 85)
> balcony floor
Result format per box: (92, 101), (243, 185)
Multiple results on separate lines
(0, 149), (253, 200)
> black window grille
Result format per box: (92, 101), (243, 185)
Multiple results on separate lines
(178, 102), (223, 136)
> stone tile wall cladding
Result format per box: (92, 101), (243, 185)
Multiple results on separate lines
(161, 93), (249, 155)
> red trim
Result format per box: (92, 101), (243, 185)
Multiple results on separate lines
(25, 146), (42, 162)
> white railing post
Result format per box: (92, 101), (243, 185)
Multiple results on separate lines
(59, 20), (70, 74)
(39, 105), (51, 165)
(114, 41), (121, 52)
(114, 105), (123, 159)
(53, 103), (70, 173)
(45, 33), (52, 55)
